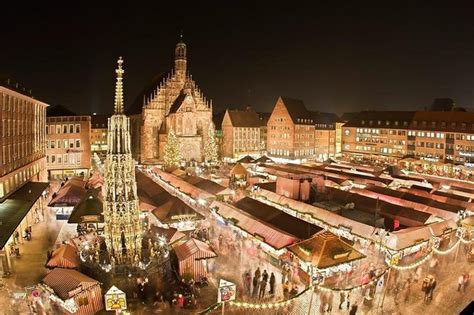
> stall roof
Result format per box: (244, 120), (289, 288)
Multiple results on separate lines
(237, 155), (255, 164)
(211, 201), (299, 249)
(173, 238), (217, 261)
(181, 176), (226, 195)
(234, 197), (323, 240)
(287, 231), (366, 269)
(42, 268), (99, 300)
(150, 225), (186, 245)
(152, 196), (204, 224)
(46, 244), (80, 269)
(230, 163), (248, 176)
(68, 189), (104, 224)
(48, 179), (87, 207)
(0, 182), (49, 250)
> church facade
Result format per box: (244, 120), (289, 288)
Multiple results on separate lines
(127, 38), (214, 163)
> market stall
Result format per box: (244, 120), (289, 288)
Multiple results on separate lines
(41, 268), (103, 315)
(173, 238), (217, 281)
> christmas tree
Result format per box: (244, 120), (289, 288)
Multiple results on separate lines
(163, 128), (181, 168)
(204, 124), (219, 163)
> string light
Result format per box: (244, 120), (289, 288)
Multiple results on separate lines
(433, 239), (460, 255)
(387, 251), (433, 270)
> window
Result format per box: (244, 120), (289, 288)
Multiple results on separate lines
(51, 155), (56, 163)
(50, 141), (55, 149)
(57, 155), (62, 164)
(64, 140), (69, 148)
(56, 125), (61, 134)
(69, 141), (74, 148)
(75, 124), (80, 133)
(46, 125), (49, 134)
(76, 139), (80, 148)
(63, 125), (68, 133)
(344, 129), (350, 136)
(63, 154), (68, 164)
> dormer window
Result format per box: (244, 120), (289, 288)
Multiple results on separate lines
(361, 120), (365, 125)
(386, 121), (390, 126)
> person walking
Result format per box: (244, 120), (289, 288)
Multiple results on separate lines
(349, 304), (358, 315)
(252, 274), (260, 298)
(269, 272), (276, 295)
(244, 271), (252, 296)
(338, 291), (345, 309)
(259, 278), (267, 299)
(427, 277), (436, 301)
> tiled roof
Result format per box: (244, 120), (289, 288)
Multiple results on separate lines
(173, 238), (217, 261)
(226, 108), (263, 128)
(279, 96), (314, 124)
(42, 268), (99, 300)
(126, 72), (168, 115)
(411, 111), (474, 131)
(343, 111), (416, 128)
(287, 231), (366, 269)
(90, 114), (110, 128)
(46, 104), (77, 117)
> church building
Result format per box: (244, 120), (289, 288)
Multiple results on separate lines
(127, 37), (214, 163)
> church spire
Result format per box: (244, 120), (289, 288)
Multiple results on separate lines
(114, 56), (125, 114)
(174, 34), (187, 78)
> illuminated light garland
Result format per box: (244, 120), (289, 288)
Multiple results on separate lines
(460, 236), (474, 244)
(433, 239), (460, 255)
(386, 251), (432, 270)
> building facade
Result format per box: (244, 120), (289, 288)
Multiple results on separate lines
(221, 107), (265, 158)
(267, 96), (339, 161)
(0, 81), (47, 198)
(0, 78), (48, 276)
(90, 114), (109, 154)
(127, 38), (213, 163)
(46, 114), (91, 179)
(341, 110), (474, 164)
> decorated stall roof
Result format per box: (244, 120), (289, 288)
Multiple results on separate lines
(287, 231), (366, 269)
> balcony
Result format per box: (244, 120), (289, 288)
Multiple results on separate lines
(407, 144), (416, 151)
(445, 148), (454, 155)
(407, 135), (416, 141)
(446, 138), (455, 144)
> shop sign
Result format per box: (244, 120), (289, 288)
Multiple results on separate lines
(218, 279), (236, 303)
(105, 286), (127, 311)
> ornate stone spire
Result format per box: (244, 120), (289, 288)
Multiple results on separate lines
(104, 57), (142, 264)
(114, 57), (125, 114)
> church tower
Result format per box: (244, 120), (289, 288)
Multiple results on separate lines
(103, 57), (142, 264)
(174, 34), (187, 79)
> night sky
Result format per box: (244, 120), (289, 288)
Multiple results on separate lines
(2, 3), (474, 115)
